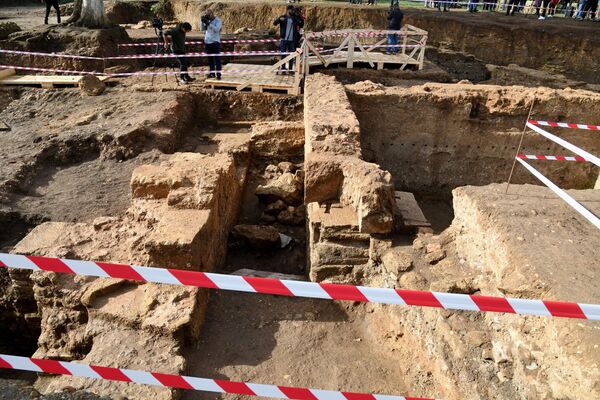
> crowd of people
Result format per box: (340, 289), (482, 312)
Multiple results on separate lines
(348, 0), (598, 20)
(425, 0), (598, 20)
(151, 0), (597, 84)
(163, 5), (306, 84)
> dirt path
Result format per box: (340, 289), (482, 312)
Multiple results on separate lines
(0, 5), (47, 31)
(184, 291), (435, 400)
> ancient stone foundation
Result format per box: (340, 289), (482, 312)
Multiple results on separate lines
(13, 152), (241, 399)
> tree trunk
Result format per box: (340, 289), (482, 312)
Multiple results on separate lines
(73, 0), (110, 28)
(66, 0), (83, 24)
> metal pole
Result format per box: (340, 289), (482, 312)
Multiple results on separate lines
(505, 96), (536, 194)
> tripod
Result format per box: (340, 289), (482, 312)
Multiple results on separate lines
(150, 27), (179, 86)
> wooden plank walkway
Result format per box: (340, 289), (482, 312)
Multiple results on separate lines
(204, 64), (299, 95)
(0, 69), (109, 88)
(308, 51), (420, 70)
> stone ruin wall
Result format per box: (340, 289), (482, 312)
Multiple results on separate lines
(12, 152), (242, 400)
(383, 184), (600, 400)
(303, 74), (600, 399)
(303, 73), (398, 283)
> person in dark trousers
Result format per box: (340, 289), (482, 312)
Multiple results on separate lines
(468, 0), (480, 12)
(505, 0), (520, 14)
(42, 0), (61, 24)
(164, 22), (194, 83)
(579, 0), (598, 19)
(201, 9), (223, 80)
(435, 0), (449, 11)
(292, 6), (305, 50)
(386, 2), (403, 54)
(274, 5), (304, 75)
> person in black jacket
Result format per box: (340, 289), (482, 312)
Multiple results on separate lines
(42, 0), (60, 24)
(274, 5), (304, 75)
(386, 2), (404, 54)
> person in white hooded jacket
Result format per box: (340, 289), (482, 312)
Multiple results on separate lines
(201, 9), (223, 79)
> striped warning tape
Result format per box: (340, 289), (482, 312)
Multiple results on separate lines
(306, 30), (403, 39)
(0, 354), (426, 400)
(517, 154), (588, 162)
(0, 48), (103, 60)
(526, 122), (600, 168)
(106, 50), (294, 60)
(516, 157), (600, 230)
(118, 38), (280, 47)
(0, 48), (293, 60)
(0, 64), (278, 78)
(0, 64), (103, 75)
(1, 253), (599, 320)
(528, 120), (600, 131)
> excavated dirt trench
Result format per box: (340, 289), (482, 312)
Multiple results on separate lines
(0, 4), (599, 399)
(2, 75), (600, 400)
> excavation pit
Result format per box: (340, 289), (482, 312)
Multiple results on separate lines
(0, 4), (600, 400)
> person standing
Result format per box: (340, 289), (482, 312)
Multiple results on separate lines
(505, 0), (520, 14)
(436, 0), (450, 11)
(164, 22), (194, 83)
(274, 5), (303, 75)
(201, 9), (223, 80)
(537, 0), (552, 18)
(42, 0), (61, 25)
(386, 2), (404, 55)
(578, 0), (598, 19)
(468, 0), (480, 12)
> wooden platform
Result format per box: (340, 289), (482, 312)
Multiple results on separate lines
(308, 50), (420, 70)
(394, 191), (432, 233)
(204, 64), (300, 95)
(0, 68), (109, 88)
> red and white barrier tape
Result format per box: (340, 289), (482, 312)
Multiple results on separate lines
(0, 64), (103, 76)
(0, 64), (285, 78)
(517, 154), (588, 162)
(526, 122), (600, 168)
(528, 120), (600, 131)
(306, 30), (420, 39)
(107, 68), (286, 77)
(0, 48), (293, 61)
(0, 354), (425, 400)
(118, 38), (280, 47)
(106, 50), (293, 60)
(516, 158), (600, 230)
(1, 253), (599, 320)
(0, 48), (103, 60)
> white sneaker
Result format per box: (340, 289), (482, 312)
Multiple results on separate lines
(538, 15), (545, 19)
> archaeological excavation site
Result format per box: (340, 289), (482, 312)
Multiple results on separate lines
(0, 1), (599, 399)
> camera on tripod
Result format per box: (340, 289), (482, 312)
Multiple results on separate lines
(152, 17), (164, 38)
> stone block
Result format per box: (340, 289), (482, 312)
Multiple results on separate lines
(145, 209), (212, 270)
(250, 121), (305, 158)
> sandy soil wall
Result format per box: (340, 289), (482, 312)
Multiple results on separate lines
(347, 82), (600, 193)
(171, 2), (600, 84)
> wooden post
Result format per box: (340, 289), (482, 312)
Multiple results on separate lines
(346, 33), (355, 69)
(418, 35), (427, 70)
(306, 39), (327, 67)
(354, 38), (374, 68)
(325, 35), (351, 68)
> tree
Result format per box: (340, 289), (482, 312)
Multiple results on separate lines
(67, 0), (110, 28)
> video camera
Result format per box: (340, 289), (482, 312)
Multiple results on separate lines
(152, 17), (164, 30)
(152, 17), (164, 40)
(201, 13), (213, 30)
